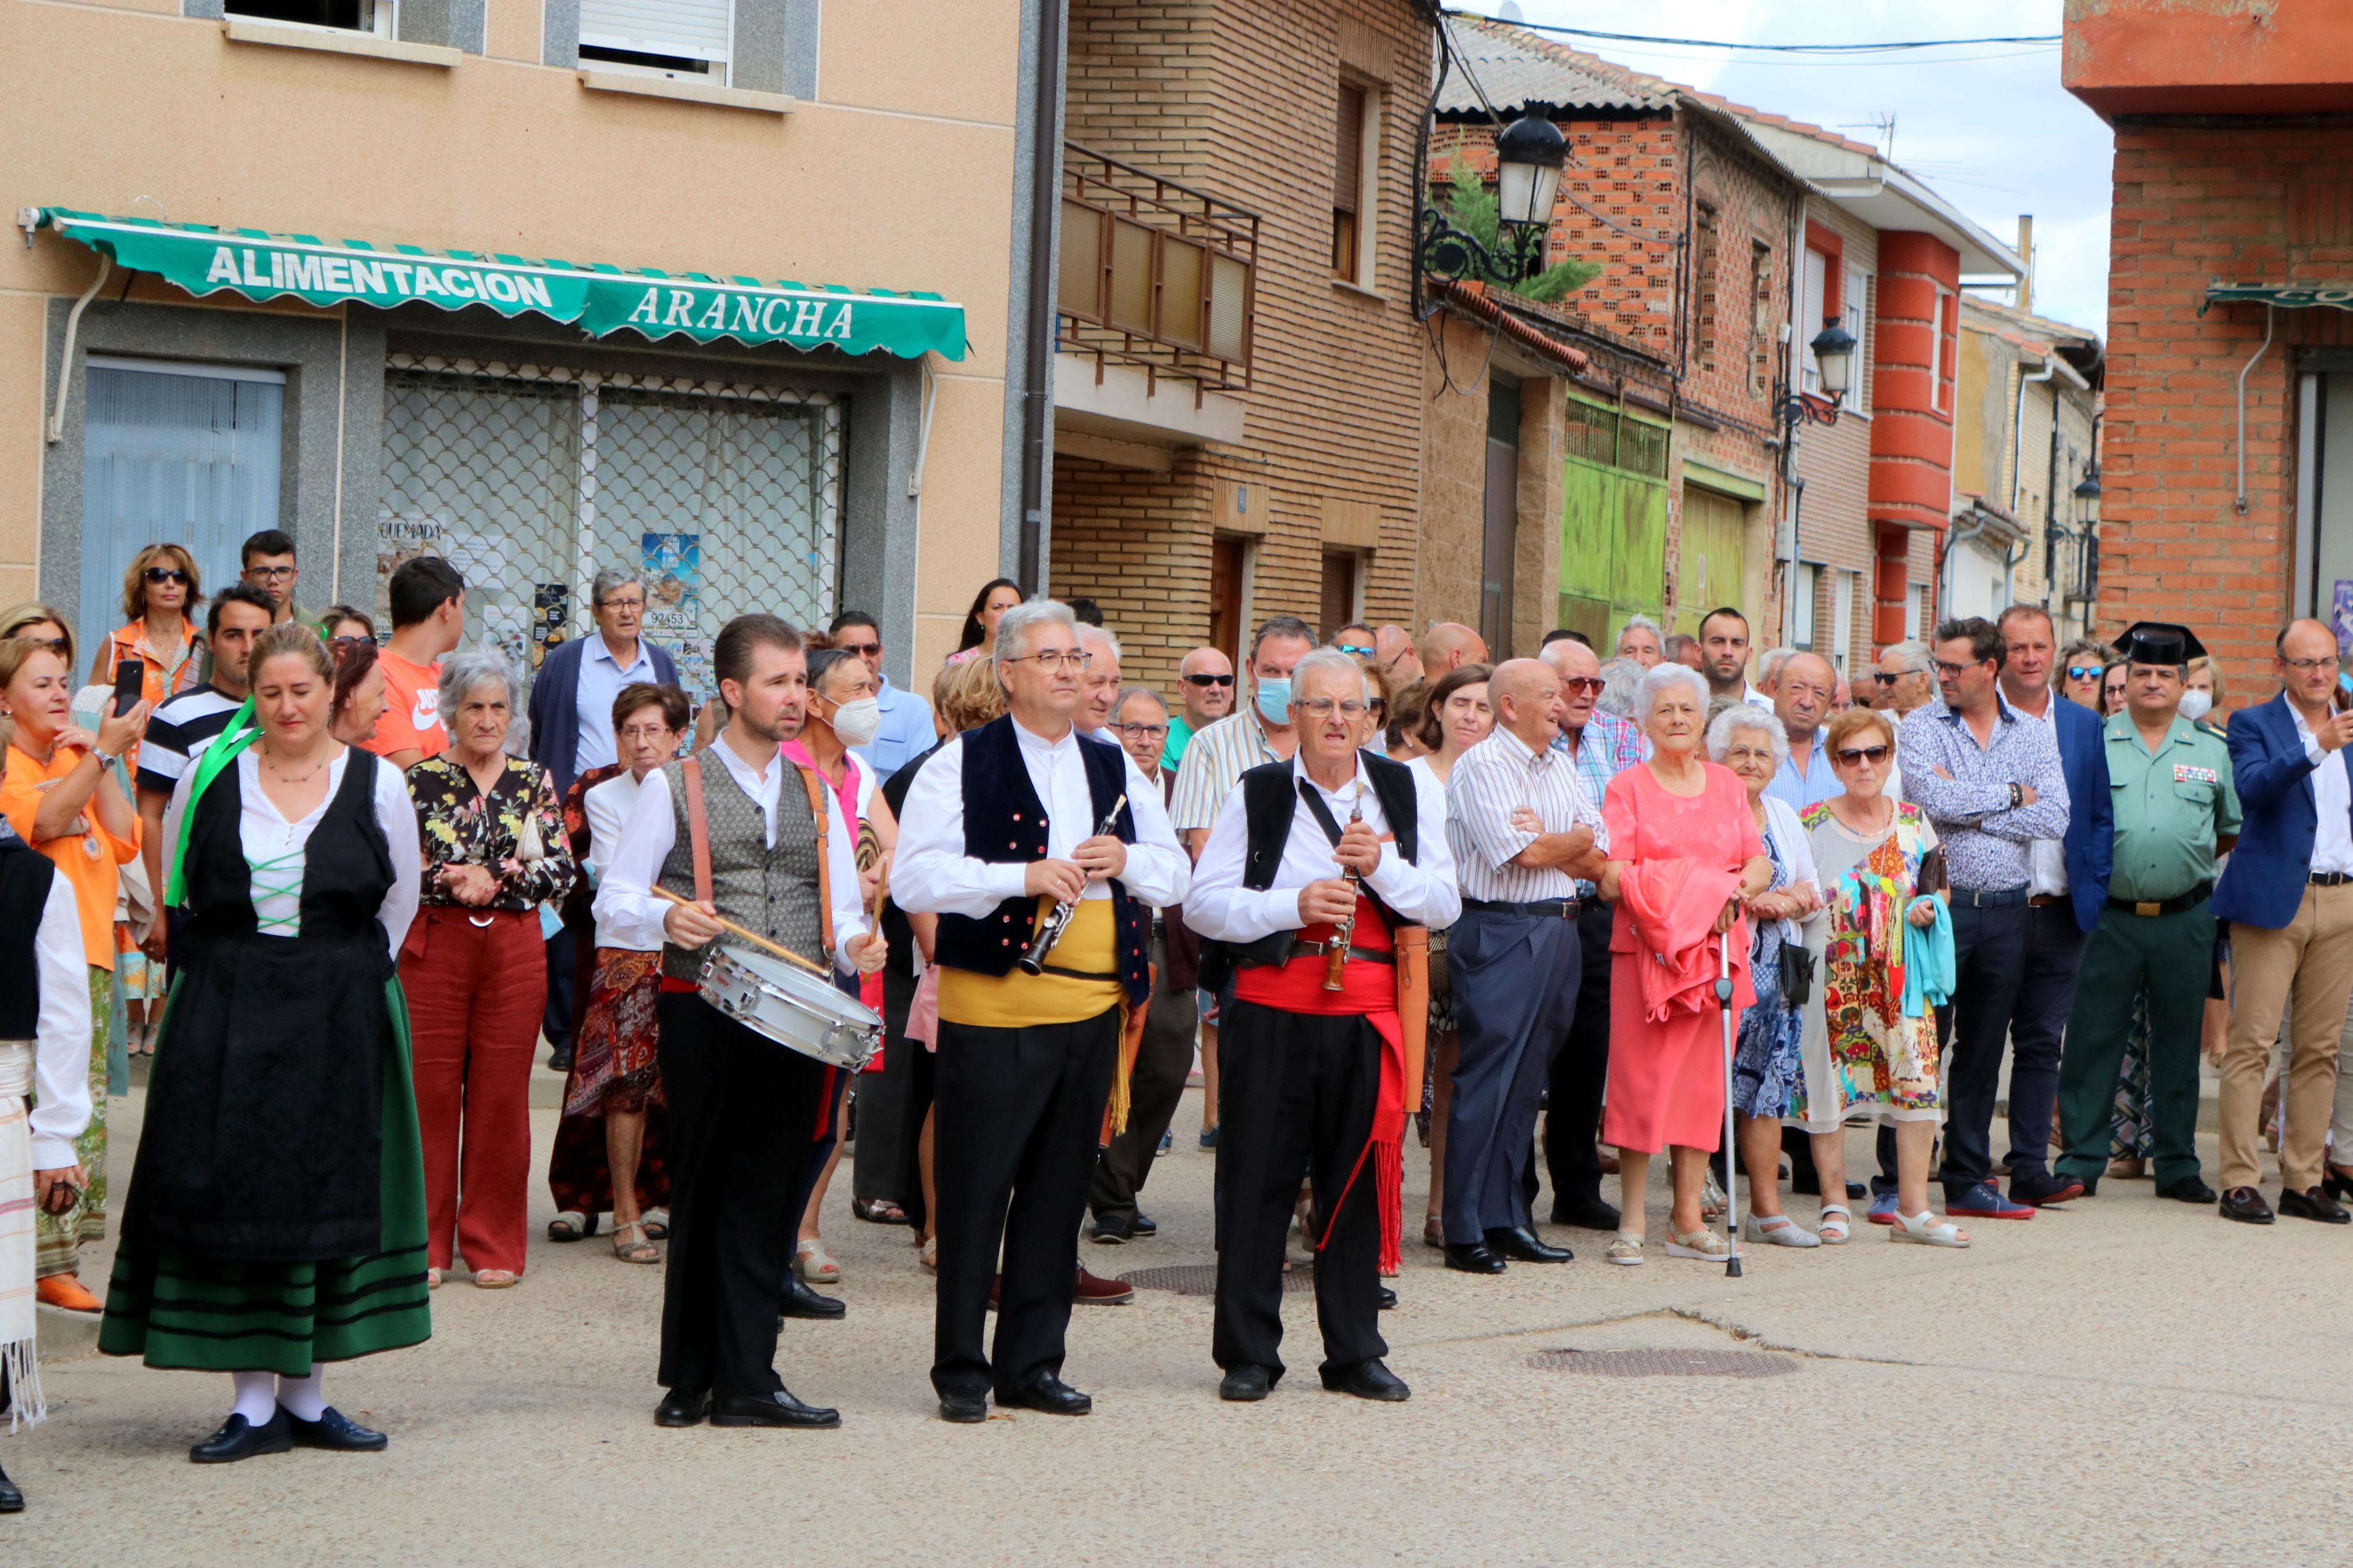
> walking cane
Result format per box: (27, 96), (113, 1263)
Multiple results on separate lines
(1716, 927), (1742, 1279)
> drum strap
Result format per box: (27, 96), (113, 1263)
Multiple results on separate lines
(682, 750), (838, 965)
(682, 756), (716, 904)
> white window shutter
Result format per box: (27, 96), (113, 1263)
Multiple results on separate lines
(580, 0), (732, 63)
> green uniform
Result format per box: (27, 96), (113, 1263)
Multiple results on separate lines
(2056, 712), (2241, 1186)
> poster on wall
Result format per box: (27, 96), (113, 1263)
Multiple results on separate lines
(643, 531), (702, 635)
(673, 637), (715, 712)
(2335, 581), (2353, 655)
(375, 513), (446, 630)
(532, 583), (572, 670)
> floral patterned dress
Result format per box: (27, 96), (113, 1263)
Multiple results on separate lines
(1792, 801), (1942, 1128)
(1732, 799), (1809, 1119)
(407, 755), (574, 912)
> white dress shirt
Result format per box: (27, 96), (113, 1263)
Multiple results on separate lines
(1445, 725), (1603, 904)
(1187, 754), (1460, 941)
(574, 635), (658, 774)
(583, 770), (654, 951)
(2015, 694), (2070, 898)
(15, 870), (94, 1168)
(2292, 705), (2353, 875)
(592, 737), (869, 972)
(893, 716), (1188, 918)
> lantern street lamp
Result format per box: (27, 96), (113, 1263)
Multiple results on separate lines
(1418, 104), (1571, 290)
(1772, 318), (1861, 648)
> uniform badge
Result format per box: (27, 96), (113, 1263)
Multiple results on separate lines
(2173, 763), (2217, 785)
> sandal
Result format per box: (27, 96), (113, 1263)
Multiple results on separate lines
(1606, 1232), (1645, 1266)
(917, 1235), (938, 1272)
(1816, 1204), (1852, 1245)
(611, 1220), (659, 1264)
(1422, 1214), (1446, 1250)
(547, 1210), (595, 1242)
(851, 1197), (910, 1225)
(641, 1207), (669, 1239)
(1666, 1227), (1739, 1261)
(1741, 1213), (1820, 1248)
(427, 1267), (442, 1290)
(473, 1268), (520, 1288)
(1700, 1170), (1729, 1220)
(794, 1240), (841, 1283)
(1887, 1209), (1969, 1248)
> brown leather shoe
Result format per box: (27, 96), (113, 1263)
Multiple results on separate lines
(2218, 1186), (2276, 1225)
(34, 1274), (101, 1313)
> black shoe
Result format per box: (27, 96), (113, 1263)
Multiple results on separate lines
(998, 1374), (1092, 1416)
(1320, 1358), (1410, 1402)
(2157, 1174), (2217, 1204)
(1548, 1196), (1622, 1231)
(283, 1405), (387, 1452)
(0, 1463), (21, 1513)
(1484, 1225), (1572, 1263)
(709, 1389), (842, 1428)
(1090, 1212), (1134, 1245)
(2008, 1172), (2086, 1207)
(1443, 1242), (1506, 1274)
(779, 1275), (847, 1320)
(1219, 1365), (1273, 1402)
(1133, 1211), (1158, 1238)
(2279, 1185), (2352, 1224)
(2219, 1186), (2276, 1225)
(2324, 1167), (2353, 1202)
(549, 1047), (573, 1073)
(189, 1409), (293, 1464)
(654, 1386), (711, 1427)
(2072, 1174), (2101, 1198)
(1376, 1286), (1397, 1310)
(938, 1391), (989, 1424)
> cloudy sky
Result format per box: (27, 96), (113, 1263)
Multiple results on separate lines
(1453, 1), (2113, 334)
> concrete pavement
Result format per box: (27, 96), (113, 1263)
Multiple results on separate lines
(8, 1081), (2349, 1566)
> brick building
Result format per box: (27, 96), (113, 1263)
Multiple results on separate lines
(2064, 0), (2353, 681)
(1046, 0), (1435, 691)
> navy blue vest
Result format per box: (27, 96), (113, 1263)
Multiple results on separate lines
(931, 716), (1152, 1006)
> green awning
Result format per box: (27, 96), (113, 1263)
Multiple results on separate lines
(2203, 282), (2353, 314)
(34, 208), (967, 361)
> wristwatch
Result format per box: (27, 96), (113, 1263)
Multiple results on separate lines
(2007, 781), (2022, 810)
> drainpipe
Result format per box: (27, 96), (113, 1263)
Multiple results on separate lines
(44, 254), (111, 445)
(2010, 354), (2057, 516)
(2236, 304), (2275, 515)
(1014, 0), (1066, 593)
(2042, 424), (2061, 612)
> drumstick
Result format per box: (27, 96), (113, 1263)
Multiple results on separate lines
(871, 851), (891, 932)
(652, 884), (832, 978)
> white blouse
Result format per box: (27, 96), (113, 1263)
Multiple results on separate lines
(164, 748), (421, 960)
(582, 769), (655, 953)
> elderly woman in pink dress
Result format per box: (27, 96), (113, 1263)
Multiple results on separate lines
(1597, 664), (1772, 1266)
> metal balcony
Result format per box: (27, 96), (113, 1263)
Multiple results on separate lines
(1059, 143), (1258, 400)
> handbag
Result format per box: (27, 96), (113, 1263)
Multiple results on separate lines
(1778, 941), (1816, 1007)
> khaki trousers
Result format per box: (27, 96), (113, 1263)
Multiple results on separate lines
(2222, 883), (2353, 1191)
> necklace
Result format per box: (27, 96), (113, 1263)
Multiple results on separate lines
(260, 744), (331, 785)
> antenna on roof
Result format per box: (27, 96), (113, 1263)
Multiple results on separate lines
(1835, 112), (1896, 159)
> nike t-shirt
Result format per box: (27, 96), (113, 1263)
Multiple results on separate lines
(364, 650), (448, 761)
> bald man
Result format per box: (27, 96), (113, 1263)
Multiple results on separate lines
(1165, 646), (1234, 772)
(1440, 658), (1606, 1270)
(1374, 625), (1424, 685)
(1419, 623), (1489, 679)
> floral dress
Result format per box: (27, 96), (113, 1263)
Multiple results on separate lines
(1793, 801), (1942, 1127)
(1732, 802), (1807, 1119)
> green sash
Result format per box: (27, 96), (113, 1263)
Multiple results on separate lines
(164, 695), (260, 909)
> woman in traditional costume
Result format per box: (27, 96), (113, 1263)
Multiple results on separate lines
(100, 622), (430, 1462)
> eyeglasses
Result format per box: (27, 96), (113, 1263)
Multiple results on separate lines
(1930, 659), (1983, 678)
(598, 595), (645, 613)
(1005, 649), (1091, 671)
(1296, 698), (1370, 719)
(1181, 673), (1236, 688)
(1113, 721), (1169, 741)
(1834, 744), (1891, 766)
(2064, 665), (2102, 681)
(143, 566), (190, 585)
(1560, 677), (1605, 696)
(244, 565), (296, 581)
(836, 641), (881, 659)
(2282, 655), (2337, 672)
(1335, 643), (1375, 657)
(617, 722), (678, 742)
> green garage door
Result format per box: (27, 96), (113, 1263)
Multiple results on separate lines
(1557, 395), (1667, 648)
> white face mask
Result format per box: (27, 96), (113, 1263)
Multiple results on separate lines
(2177, 688), (2213, 723)
(826, 695), (882, 746)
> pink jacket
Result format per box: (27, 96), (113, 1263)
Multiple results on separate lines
(1618, 857), (1752, 1022)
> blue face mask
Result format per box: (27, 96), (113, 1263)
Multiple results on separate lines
(1255, 677), (1292, 725)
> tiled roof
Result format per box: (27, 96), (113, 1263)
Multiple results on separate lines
(1434, 16), (1673, 115)
(1426, 278), (1591, 375)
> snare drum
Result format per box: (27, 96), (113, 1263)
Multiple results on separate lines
(697, 943), (882, 1071)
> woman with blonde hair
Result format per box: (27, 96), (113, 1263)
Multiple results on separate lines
(93, 545), (207, 750)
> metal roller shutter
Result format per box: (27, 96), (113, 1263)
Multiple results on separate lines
(579, 0), (732, 65)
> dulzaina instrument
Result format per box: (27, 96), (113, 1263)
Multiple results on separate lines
(1017, 792), (1127, 975)
(654, 885), (882, 1070)
(1322, 781), (1366, 992)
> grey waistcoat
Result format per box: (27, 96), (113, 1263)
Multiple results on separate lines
(656, 751), (826, 981)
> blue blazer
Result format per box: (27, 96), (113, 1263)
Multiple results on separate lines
(2052, 694), (2114, 932)
(526, 633), (679, 798)
(2214, 692), (2353, 930)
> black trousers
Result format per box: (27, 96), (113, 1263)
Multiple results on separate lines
(1211, 1001), (1386, 1381)
(2004, 901), (2089, 1181)
(655, 991), (825, 1397)
(932, 1006), (1120, 1402)
(1092, 932), (1199, 1224)
(1538, 899), (1613, 1210)
(851, 969), (915, 1208)
(1872, 899), (2029, 1199)
(541, 906), (590, 1053)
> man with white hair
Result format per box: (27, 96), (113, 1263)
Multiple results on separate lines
(1075, 624), (1123, 740)
(1873, 640), (1936, 717)
(1187, 648), (1458, 1403)
(1614, 615), (1664, 669)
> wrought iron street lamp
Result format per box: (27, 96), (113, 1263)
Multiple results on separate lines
(1773, 319), (1859, 646)
(1418, 104), (1570, 289)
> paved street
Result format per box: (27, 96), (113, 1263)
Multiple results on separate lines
(10, 1078), (2348, 1566)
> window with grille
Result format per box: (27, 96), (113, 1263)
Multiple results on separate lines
(376, 355), (841, 712)
(1564, 395), (1669, 479)
(580, 0), (731, 77)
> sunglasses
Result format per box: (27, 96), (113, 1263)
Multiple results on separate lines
(1871, 671), (1900, 685)
(1183, 673), (1236, 688)
(144, 566), (191, 585)
(835, 641), (881, 658)
(1560, 676), (1605, 695)
(2064, 665), (2102, 681)
(1335, 643), (1375, 657)
(329, 634), (374, 650)
(1834, 744), (1891, 766)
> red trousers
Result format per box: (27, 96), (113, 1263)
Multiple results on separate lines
(402, 906), (546, 1274)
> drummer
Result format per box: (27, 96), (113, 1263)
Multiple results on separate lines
(895, 599), (1188, 1424)
(595, 613), (884, 1432)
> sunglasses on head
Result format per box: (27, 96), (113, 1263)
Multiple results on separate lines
(1834, 744), (1891, 766)
(1183, 673), (1235, 687)
(144, 566), (190, 585)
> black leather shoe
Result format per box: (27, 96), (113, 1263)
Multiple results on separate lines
(709, 1389), (842, 1429)
(1485, 1225), (1573, 1263)
(1376, 1286), (1397, 1310)
(1442, 1242), (1506, 1274)
(779, 1275), (847, 1320)
(0, 1462), (22, 1513)
(1320, 1358), (1410, 1402)
(189, 1408), (293, 1464)
(1133, 1211), (1158, 1238)
(1089, 1211), (1134, 1245)
(2156, 1174), (2215, 1204)
(2324, 1167), (2353, 1202)
(2008, 1172), (2085, 1207)
(548, 1046), (573, 1072)
(283, 1405), (387, 1452)
(938, 1391), (989, 1424)
(2279, 1185), (2352, 1224)
(999, 1374), (1093, 1416)
(1549, 1196), (1621, 1231)
(2219, 1186), (2276, 1225)
(1219, 1365), (1272, 1402)
(654, 1386), (711, 1427)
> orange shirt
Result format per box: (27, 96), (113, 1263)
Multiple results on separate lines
(364, 650), (448, 762)
(1, 741), (140, 969)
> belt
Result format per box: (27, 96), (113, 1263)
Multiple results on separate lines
(1949, 885), (2029, 909)
(2027, 894), (2064, 908)
(2313, 872), (2353, 888)
(1463, 897), (1581, 918)
(2107, 880), (2214, 919)
(1290, 938), (1395, 965)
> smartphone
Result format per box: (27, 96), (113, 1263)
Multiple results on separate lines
(112, 656), (145, 717)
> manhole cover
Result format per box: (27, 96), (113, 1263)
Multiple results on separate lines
(1526, 1348), (1798, 1378)
(1120, 1264), (1315, 1296)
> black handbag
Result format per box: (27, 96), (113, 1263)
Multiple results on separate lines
(1779, 941), (1816, 1007)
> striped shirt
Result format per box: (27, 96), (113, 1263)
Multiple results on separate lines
(1446, 724), (1602, 904)
(135, 683), (247, 798)
(1168, 706), (1284, 834)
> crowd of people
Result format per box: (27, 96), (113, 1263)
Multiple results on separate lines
(2, 534), (2347, 1503)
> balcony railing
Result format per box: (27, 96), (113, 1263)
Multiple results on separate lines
(1059, 143), (1258, 400)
